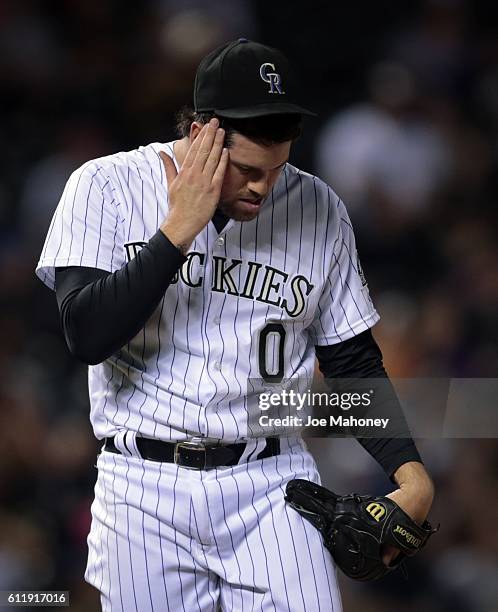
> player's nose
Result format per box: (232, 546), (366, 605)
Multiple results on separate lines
(247, 174), (270, 198)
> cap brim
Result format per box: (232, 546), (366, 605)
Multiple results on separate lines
(212, 102), (316, 118)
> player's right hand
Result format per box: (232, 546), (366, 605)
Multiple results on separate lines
(159, 118), (228, 253)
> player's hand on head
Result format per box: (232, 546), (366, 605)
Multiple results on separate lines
(159, 118), (228, 253)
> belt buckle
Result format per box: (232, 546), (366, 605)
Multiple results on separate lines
(174, 440), (207, 469)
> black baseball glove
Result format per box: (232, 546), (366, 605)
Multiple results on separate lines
(285, 479), (438, 581)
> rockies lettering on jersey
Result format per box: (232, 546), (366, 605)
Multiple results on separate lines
(126, 242), (315, 318)
(36, 140), (379, 443)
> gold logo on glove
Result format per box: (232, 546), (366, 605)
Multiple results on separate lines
(366, 502), (386, 522)
(394, 525), (422, 547)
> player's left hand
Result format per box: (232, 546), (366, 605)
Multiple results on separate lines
(285, 475), (438, 581)
(382, 461), (435, 566)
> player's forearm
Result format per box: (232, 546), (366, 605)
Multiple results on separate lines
(55, 230), (186, 365)
(316, 330), (423, 478)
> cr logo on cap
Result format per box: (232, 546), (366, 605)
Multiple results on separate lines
(259, 63), (284, 94)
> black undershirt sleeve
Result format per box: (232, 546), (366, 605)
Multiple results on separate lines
(55, 229), (186, 365)
(315, 329), (422, 480)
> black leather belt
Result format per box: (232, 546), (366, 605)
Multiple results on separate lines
(104, 436), (280, 470)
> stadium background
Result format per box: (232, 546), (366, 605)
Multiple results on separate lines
(1, 1), (497, 610)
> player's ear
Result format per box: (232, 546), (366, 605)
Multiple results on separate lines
(189, 122), (204, 144)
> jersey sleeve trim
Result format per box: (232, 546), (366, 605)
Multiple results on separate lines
(311, 309), (380, 346)
(36, 256), (120, 291)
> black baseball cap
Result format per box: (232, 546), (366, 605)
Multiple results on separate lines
(194, 38), (315, 119)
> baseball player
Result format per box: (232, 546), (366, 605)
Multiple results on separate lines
(36, 39), (434, 611)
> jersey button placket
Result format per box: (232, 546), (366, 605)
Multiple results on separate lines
(212, 233), (225, 374)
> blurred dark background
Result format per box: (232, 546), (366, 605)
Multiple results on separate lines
(1, 0), (498, 610)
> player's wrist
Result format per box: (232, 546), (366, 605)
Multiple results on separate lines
(393, 461), (434, 496)
(390, 462), (435, 524)
(160, 221), (195, 255)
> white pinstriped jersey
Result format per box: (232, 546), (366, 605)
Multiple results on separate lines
(37, 141), (379, 443)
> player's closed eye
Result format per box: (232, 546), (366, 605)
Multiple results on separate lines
(235, 165), (252, 175)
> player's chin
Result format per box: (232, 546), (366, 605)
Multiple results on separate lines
(234, 209), (260, 222)
(232, 199), (263, 221)
(219, 198), (264, 222)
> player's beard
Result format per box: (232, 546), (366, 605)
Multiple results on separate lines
(217, 195), (264, 222)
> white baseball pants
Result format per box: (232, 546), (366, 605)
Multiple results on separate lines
(85, 438), (342, 611)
